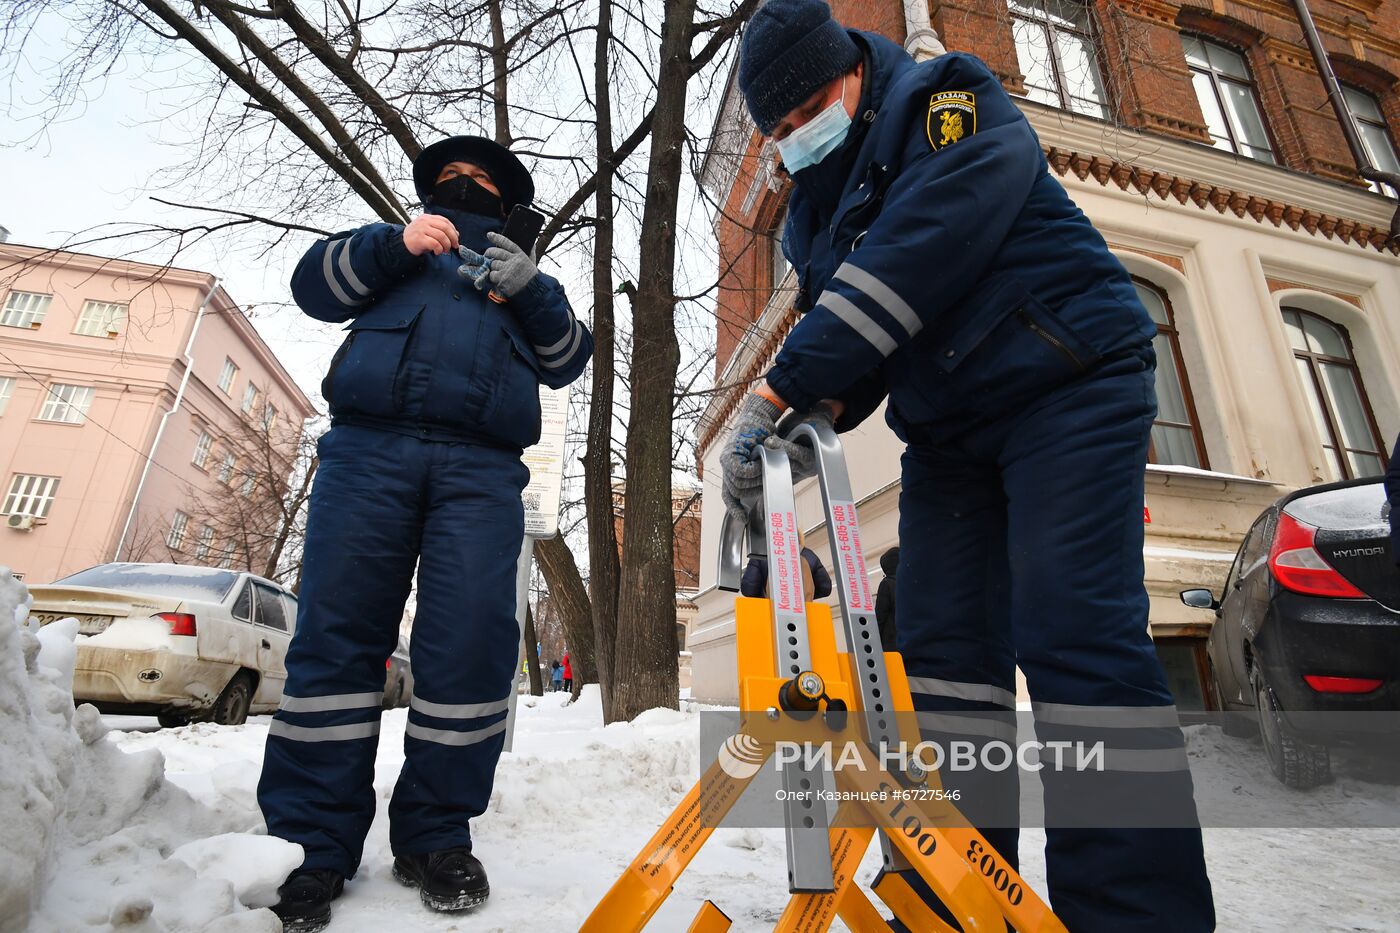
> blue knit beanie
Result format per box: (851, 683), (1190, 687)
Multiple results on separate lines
(739, 0), (862, 135)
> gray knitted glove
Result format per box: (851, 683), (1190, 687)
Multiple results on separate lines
(765, 405), (836, 484)
(719, 393), (785, 523)
(484, 231), (540, 299)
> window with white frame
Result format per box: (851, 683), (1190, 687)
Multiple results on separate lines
(1, 291), (52, 328)
(73, 300), (128, 337)
(262, 403), (278, 432)
(37, 384), (95, 424)
(241, 472), (256, 497)
(192, 431), (213, 469)
(194, 525), (214, 561)
(1342, 85), (1400, 198)
(218, 451), (237, 484)
(1182, 35), (1275, 163)
(1009, 0), (1110, 118)
(217, 542), (235, 569)
(3, 474), (59, 518)
(167, 511), (189, 550)
(241, 383), (260, 414)
(218, 358), (239, 395)
(0, 377), (14, 416)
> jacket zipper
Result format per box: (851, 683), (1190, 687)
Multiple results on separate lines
(830, 165), (884, 250)
(1017, 310), (1086, 371)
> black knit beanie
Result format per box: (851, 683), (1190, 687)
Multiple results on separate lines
(739, 0), (862, 135)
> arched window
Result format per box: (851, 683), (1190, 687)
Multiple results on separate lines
(1283, 308), (1387, 480)
(1182, 35), (1275, 163)
(1134, 280), (1208, 469)
(1009, 0), (1109, 118)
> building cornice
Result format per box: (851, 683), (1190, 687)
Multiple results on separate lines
(0, 243), (214, 290)
(1024, 101), (1399, 252)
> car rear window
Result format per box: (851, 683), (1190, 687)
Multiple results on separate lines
(1285, 481), (1387, 533)
(56, 564), (239, 601)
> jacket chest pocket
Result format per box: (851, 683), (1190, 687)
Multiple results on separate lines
(889, 278), (1101, 425)
(470, 325), (543, 447)
(325, 304), (424, 418)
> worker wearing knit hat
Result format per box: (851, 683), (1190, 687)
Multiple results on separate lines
(738, 0), (861, 135)
(722, 3), (1216, 933)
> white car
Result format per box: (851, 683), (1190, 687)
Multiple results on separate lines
(27, 562), (296, 727)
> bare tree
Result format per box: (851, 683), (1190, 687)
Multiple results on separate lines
(1, 0), (758, 723)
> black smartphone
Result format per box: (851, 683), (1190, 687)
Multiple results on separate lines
(502, 205), (546, 254)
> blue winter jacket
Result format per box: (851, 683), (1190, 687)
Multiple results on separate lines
(291, 206), (591, 450)
(766, 32), (1155, 438)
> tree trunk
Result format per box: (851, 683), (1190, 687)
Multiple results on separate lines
(608, 0), (696, 723)
(487, 0), (513, 146)
(524, 605), (544, 697)
(534, 533), (597, 687)
(586, 0), (622, 710)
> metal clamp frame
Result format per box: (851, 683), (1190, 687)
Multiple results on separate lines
(783, 419), (908, 873)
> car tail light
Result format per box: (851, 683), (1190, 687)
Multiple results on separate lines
(156, 612), (198, 637)
(386, 658), (392, 670)
(1304, 675), (1384, 694)
(1269, 513), (1367, 599)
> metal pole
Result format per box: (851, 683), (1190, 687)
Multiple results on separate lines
(502, 534), (535, 753)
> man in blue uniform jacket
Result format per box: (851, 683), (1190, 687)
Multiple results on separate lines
(721, 3), (1214, 930)
(259, 135), (591, 932)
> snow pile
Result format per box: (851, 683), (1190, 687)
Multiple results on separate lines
(0, 569), (297, 932)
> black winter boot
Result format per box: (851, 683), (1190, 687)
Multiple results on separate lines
(392, 847), (490, 912)
(270, 869), (344, 933)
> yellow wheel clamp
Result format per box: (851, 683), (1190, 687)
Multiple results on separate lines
(582, 420), (1067, 933)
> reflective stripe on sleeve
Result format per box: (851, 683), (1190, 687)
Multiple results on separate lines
(832, 263), (922, 338)
(337, 233), (372, 298)
(540, 322), (584, 370)
(819, 292), (899, 356)
(534, 317), (578, 357)
(321, 238), (368, 308)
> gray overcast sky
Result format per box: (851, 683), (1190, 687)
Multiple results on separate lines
(1, 41), (341, 406)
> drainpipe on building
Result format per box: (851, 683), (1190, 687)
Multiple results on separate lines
(1291, 0), (1400, 240)
(113, 275), (219, 561)
(902, 0), (946, 62)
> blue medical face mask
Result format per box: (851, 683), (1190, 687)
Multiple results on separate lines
(775, 74), (852, 174)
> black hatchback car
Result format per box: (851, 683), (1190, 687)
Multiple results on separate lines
(1181, 477), (1400, 789)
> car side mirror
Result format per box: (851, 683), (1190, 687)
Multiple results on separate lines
(1179, 588), (1220, 611)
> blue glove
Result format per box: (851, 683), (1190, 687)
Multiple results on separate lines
(719, 393), (784, 522)
(456, 246), (493, 292)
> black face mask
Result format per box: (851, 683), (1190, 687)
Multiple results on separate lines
(432, 175), (504, 217)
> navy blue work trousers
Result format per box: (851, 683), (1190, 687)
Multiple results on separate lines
(257, 425), (527, 877)
(892, 353), (1215, 931)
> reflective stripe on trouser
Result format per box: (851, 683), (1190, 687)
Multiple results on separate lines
(894, 357), (1214, 932)
(257, 425), (528, 876)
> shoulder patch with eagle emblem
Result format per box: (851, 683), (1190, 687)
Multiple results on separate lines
(926, 91), (976, 151)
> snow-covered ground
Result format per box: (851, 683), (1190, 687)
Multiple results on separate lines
(6, 567), (1400, 932)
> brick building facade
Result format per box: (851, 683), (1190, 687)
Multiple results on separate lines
(690, 0), (1400, 704)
